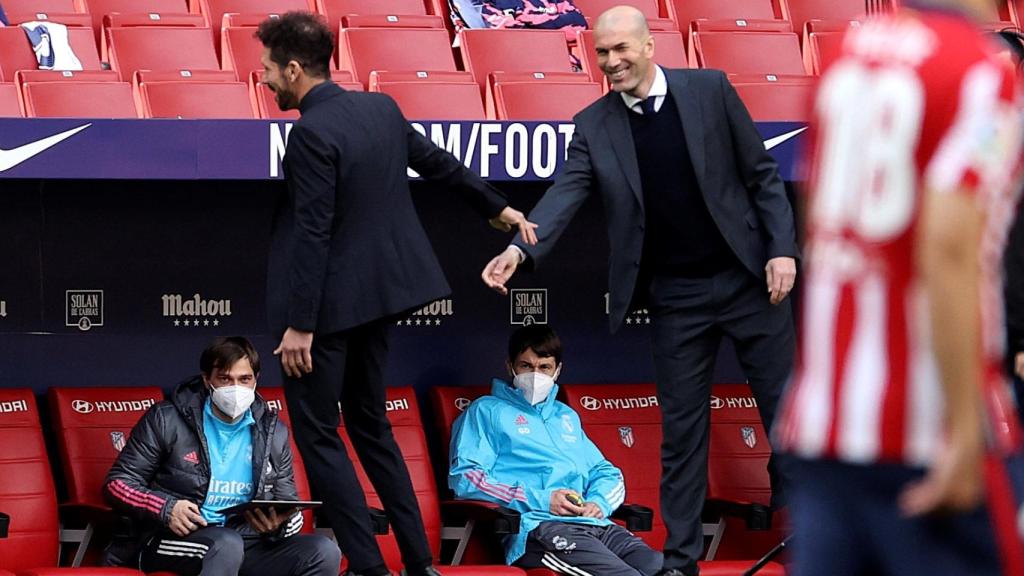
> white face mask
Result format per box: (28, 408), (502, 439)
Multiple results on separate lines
(210, 385), (255, 420)
(512, 371), (557, 405)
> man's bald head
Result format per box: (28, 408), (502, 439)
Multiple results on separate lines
(594, 6), (649, 40)
(593, 6), (656, 97)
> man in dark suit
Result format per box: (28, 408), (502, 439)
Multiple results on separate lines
(256, 12), (536, 576)
(482, 7), (797, 576)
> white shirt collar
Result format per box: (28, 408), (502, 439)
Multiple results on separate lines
(620, 65), (667, 113)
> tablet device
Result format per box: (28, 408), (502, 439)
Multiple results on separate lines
(220, 500), (321, 516)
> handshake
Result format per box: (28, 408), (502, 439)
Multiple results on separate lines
(549, 489), (604, 519)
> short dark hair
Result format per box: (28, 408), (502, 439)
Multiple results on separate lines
(508, 325), (563, 365)
(200, 336), (261, 376)
(255, 12), (334, 79)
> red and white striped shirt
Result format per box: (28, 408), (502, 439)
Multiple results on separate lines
(777, 9), (1023, 466)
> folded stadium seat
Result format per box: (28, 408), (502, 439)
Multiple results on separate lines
(21, 82), (139, 117)
(319, 0), (429, 27)
(221, 14), (338, 81)
(575, 29), (686, 86)
(250, 70), (361, 119)
(190, 0), (314, 56)
(14, 70), (119, 115)
(370, 71), (485, 120)
(0, 27), (103, 83)
(0, 0), (80, 13)
(106, 27), (219, 82)
(782, 0), (864, 38)
(0, 84), (23, 117)
(458, 29), (577, 96)
(334, 386), (525, 574)
(705, 384), (789, 563)
(728, 74), (812, 121)
(558, 383), (786, 575)
(338, 27), (457, 87)
(667, 0), (786, 39)
(138, 80), (255, 118)
(100, 13), (207, 62)
(341, 14), (444, 28)
(571, 0), (675, 30)
(689, 29), (806, 76)
(802, 20), (852, 75)
(0, 388), (146, 576)
(490, 79), (602, 120)
(75, 0), (190, 46)
(254, 386), (325, 536)
(2, 13), (93, 28)
(484, 71), (590, 118)
(47, 387), (165, 567)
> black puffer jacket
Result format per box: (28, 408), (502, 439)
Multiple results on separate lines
(104, 377), (302, 545)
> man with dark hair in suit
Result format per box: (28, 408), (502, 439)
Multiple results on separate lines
(255, 11), (537, 576)
(481, 7), (797, 575)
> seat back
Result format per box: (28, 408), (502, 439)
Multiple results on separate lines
(80, 0), (190, 44)
(251, 70), (360, 119)
(492, 81), (601, 120)
(805, 26), (846, 75)
(107, 27), (219, 81)
(0, 84), (23, 117)
(0, 389), (58, 572)
(667, 0), (784, 33)
(254, 386), (316, 534)
(706, 384), (771, 507)
(338, 27), (456, 86)
(0, 27), (102, 82)
(2, 0), (78, 12)
(377, 81), (485, 120)
(47, 387), (165, 509)
(558, 383), (666, 550)
(319, 0), (428, 24)
(576, 29), (686, 83)
(101, 13), (207, 61)
(139, 80), (255, 118)
(730, 74), (812, 121)
(428, 385), (492, 465)
(336, 387), (440, 570)
(340, 14), (443, 28)
(22, 81), (139, 117)
(193, 0), (314, 26)
(460, 29), (575, 92)
(222, 25), (268, 80)
(3, 13), (93, 27)
(690, 30), (805, 75)
(784, 0), (864, 35)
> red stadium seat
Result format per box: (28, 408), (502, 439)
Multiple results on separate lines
(21, 82), (139, 117)
(0, 84), (23, 117)
(782, 0), (864, 36)
(3, 13), (93, 28)
(254, 387), (318, 535)
(106, 27), (219, 81)
(0, 388), (146, 576)
(0, 26), (103, 82)
(576, 29), (686, 84)
(485, 71), (591, 118)
(192, 0), (314, 52)
(319, 0), (428, 26)
(14, 69), (119, 118)
(690, 30), (806, 75)
(341, 14), (444, 28)
(222, 26), (268, 80)
(491, 81), (602, 120)
(667, 0), (786, 36)
(138, 80), (255, 118)
(370, 71), (483, 121)
(803, 21), (851, 75)
(336, 387), (525, 574)
(251, 70), (361, 119)
(1, 0), (79, 13)
(101, 12), (207, 61)
(570, 0), (675, 29)
(77, 0), (191, 45)
(338, 28), (456, 87)
(729, 74), (813, 121)
(459, 29), (575, 94)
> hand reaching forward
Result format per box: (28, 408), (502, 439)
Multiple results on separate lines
(481, 247), (521, 296)
(489, 206), (538, 246)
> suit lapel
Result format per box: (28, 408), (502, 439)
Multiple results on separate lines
(601, 94), (644, 208)
(667, 71), (706, 185)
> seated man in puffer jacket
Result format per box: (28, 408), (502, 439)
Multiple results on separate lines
(449, 325), (662, 575)
(103, 336), (340, 576)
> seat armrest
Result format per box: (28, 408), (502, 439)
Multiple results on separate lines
(704, 499), (773, 530)
(611, 503), (653, 532)
(441, 499), (521, 535)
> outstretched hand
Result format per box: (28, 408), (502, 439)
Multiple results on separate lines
(481, 247), (521, 296)
(489, 206), (538, 246)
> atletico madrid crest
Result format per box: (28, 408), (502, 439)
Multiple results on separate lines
(619, 426), (635, 448)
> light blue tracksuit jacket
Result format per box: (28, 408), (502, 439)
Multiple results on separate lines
(448, 379), (626, 564)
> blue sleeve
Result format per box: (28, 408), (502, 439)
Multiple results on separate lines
(448, 403), (551, 513)
(579, 417), (625, 517)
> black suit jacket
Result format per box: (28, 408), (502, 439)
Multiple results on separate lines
(267, 82), (507, 336)
(514, 68), (797, 332)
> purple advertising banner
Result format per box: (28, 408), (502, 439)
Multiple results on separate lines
(0, 119), (807, 181)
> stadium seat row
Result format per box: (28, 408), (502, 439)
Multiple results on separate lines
(0, 384), (785, 575)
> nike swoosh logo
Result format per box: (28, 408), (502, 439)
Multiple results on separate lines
(0, 123), (92, 173)
(763, 126), (808, 151)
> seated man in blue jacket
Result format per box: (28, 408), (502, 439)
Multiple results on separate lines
(449, 325), (662, 575)
(103, 336), (340, 576)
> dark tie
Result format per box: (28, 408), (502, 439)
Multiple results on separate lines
(640, 96), (657, 115)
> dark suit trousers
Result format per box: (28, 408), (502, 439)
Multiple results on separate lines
(282, 320), (432, 575)
(647, 265), (794, 575)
